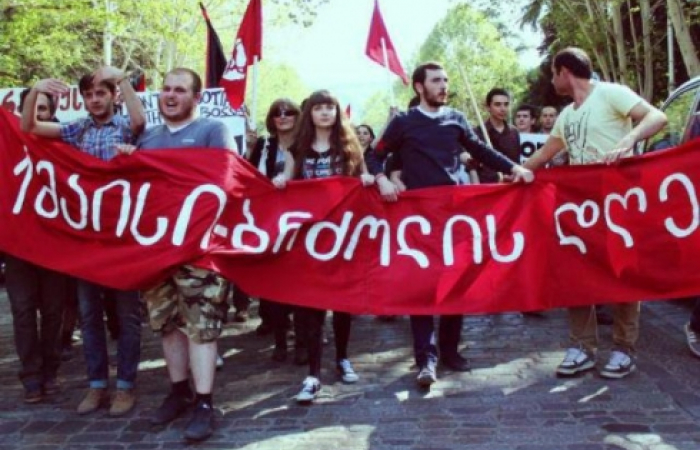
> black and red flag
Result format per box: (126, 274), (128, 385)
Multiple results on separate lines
(199, 2), (228, 88)
(220, 0), (262, 109)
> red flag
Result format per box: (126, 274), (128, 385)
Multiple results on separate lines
(221, 0), (262, 109)
(345, 104), (351, 119)
(365, 0), (408, 85)
(199, 2), (228, 88)
(130, 71), (146, 92)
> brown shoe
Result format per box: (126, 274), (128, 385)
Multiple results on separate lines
(109, 389), (136, 417)
(77, 388), (108, 415)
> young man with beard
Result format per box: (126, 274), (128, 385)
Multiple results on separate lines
(368, 62), (534, 388)
(524, 47), (667, 379)
(21, 67), (146, 417)
(119, 67), (237, 442)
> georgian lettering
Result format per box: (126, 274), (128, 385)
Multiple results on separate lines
(172, 184), (227, 249)
(343, 215), (391, 266)
(273, 211), (313, 253)
(604, 187), (647, 248)
(231, 199), (270, 253)
(305, 211), (353, 261)
(130, 183), (169, 246)
(659, 173), (699, 238)
(12, 147), (34, 214)
(396, 216), (431, 268)
(554, 200), (600, 254)
(443, 215), (483, 266)
(92, 180), (131, 236)
(486, 215), (524, 263)
(60, 174), (89, 229)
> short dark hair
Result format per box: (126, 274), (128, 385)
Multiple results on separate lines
(167, 67), (203, 94)
(486, 88), (510, 106)
(516, 104), (537, 118)
(19, 88), (57, 117)
(411, 62), (443, 96)
(78, 74), (116, 96)
(553, 47), (593, 79)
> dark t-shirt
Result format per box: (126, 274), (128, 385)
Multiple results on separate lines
(369, 107), (515, 189)
(297, 148), (344, 180)
(474, 120), (520, 183)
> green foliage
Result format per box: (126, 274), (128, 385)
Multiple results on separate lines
(361, 4), (526, 129)
(0, 0), (328, 88)
(248, 60), (310, 132)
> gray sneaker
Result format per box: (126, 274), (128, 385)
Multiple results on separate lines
(599, 350), (635, 379)
(416, 365), (437, 387)
(556, 347), (595, 376)
(684, 323), (700, 358)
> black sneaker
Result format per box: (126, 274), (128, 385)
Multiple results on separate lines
(183, 400), (215, 442)
(150, 391), (193, 426)
(24, 384), (43, 404)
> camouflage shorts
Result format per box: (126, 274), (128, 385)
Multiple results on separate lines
(144, 265), (230, 343)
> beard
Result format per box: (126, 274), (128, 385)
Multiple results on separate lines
(424, 91), (447, 107)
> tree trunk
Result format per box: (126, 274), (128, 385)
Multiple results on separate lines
(668, 0), (700, 77)
(611, 1), (628, 84)
(640, 0), (654, 100)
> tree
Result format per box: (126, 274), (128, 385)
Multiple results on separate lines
(0, 0), (329, 88)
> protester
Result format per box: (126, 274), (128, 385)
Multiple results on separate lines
(121, 67), (237, 442)
(539, 105), (558, 134)
(514, 104), (538, 133)
(21, 67), (145, 416)
(473, 88), (521, 183)
(273, 89), (374, 403)
(8, 89), (70, 404)
(368, 62), (534, 388)
(246, 98), (308, 364)
(524, 47), (667, 379)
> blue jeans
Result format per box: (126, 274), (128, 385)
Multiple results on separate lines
(410, 315), (463, 368)
(77, 280), (141, 389)
(690, 297), (700, 333)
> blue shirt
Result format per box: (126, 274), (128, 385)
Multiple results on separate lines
(60, 115), (134, 161)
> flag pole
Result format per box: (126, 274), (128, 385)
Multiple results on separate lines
(455, 63), (487, 184)
(250, 56), (259, 129)
(380, 37), (396, 107)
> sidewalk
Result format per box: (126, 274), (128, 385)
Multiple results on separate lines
(0, 289), (698, 450)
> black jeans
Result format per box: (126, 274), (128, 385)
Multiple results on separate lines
(6, 255), (69, 387)
(410, 315), (463, 368)
(295, 307), (352, 378)
(690, 297), (700, 333)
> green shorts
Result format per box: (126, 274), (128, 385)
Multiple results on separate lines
(145, 265), (230, 343)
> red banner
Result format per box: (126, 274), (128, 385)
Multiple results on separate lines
(1, 110), (699, 315)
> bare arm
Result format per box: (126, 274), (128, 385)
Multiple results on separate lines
(93, 66), (146, 136)
(20, 79), (67, 138)
(523, 135), (567, 170)
(604, 102), (668, 162)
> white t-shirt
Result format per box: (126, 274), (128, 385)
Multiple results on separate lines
(552, 81), (643, 165)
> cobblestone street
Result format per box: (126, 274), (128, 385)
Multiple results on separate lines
(0, 290), (699, 450)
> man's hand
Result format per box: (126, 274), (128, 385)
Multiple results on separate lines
(389, 171), (406, 192)
(603, 135), (637, 164)
(510, 165), (534, 183)
(93, 66), (126, 84)
(33, 79), (69, 96)
(115, 144), (136, 155)
(377, 175), (399, 202)
(272, 174), (287, 189)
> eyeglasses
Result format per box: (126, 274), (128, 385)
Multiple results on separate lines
(272, 109), (298, 118)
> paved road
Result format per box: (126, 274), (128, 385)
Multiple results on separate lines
(0, 289), (698, 450)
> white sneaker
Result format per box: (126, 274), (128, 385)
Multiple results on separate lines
(684, 323), (700, 358)
(336, 359), (359, 384)
(556, 347), (595, 376)
(296, 376), (321, 403)
(599, 350), (635, 379)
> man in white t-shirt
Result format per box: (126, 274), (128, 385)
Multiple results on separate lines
(525, 47), (667, 380)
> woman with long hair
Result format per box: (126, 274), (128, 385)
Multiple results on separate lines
(245, 98), (308, 364)
(356, 124), (375, 160)
(274, 89), (373, 403)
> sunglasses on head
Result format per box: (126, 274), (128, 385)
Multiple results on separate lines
(272, 109), (298, 118)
